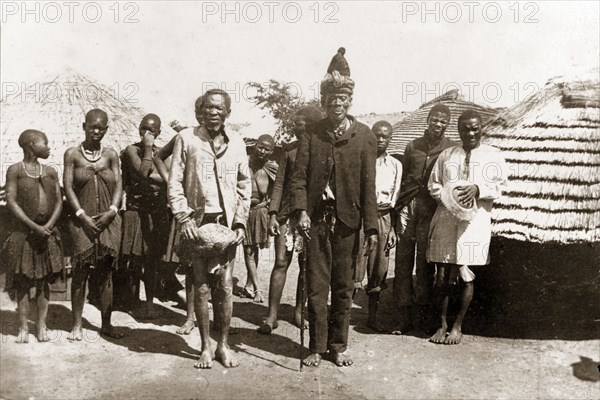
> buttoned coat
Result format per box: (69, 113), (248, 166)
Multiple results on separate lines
(290, 116), (378, 232)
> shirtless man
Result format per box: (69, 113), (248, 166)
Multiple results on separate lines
(64, 109), (124, 340)
(241, 134), (277, 303)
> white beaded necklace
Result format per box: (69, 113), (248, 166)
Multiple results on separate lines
(21, 161), (42, 179)
(80, 142), (103, 163)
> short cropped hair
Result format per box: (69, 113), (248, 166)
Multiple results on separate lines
(427, 103), (451, 120)
(18, 129), (45, 149)
(195, 89), (232, 112)
(457, 109), (482, 129)
(372, 120), (393, 132)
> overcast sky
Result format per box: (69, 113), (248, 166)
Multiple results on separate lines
(1, 1), (599, 131)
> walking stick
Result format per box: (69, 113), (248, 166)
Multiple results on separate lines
(299, 230), (309, 372)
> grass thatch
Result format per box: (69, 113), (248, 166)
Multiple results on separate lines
(388, 90), (500, 156)
(482, 71), (600, 244)
(0, 67), (176, 187)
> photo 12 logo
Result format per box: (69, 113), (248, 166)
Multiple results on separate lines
(401, 81), (541, 105)
(1, 81), (139, 104)
(400, 1), (540, 24)
(199, 1), (340, 23)
(1, 1), (141, 24)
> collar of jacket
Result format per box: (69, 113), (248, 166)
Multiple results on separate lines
(322, 115), (358, 144)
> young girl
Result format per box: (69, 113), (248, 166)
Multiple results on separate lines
(2, 129), (64, 343)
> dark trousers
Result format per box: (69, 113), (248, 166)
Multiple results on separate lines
(307, 216), (359, 354)
(393, 197), (437, 307)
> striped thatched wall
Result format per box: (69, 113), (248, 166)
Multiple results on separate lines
(388, 90), (500, 156)
(0, 68), (176, 186)
(482, 74), (600, 244)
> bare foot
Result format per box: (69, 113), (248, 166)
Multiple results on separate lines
(16, 328), (29, 343)
(67, 327), (83, 342)
(257, 320), (278, 334)
(37, 325), (50, 342)
(239, 287), (254, 299)
(176, 319), (195, 335)
(429, 327), (448, 344)
(444, 327), (462, 345)
(331, 352), (353, 367)
(194, 350), (213, 369)
(294, 308), (308, 329)
(100, 325), (125, 339)
(302, 353), (322, 367)
(215, 346), (239, 368)
(253, 290), (264, 303)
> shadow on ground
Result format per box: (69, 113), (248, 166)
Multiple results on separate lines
(351, 238), (599, 341)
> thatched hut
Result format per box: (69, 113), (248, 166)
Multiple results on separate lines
(0, 67), (175, 187)
(387, 89), (500, 157)
(469, 72), (600, 339)
(483, 75), (600, 244)
(0, 68), (176, 300)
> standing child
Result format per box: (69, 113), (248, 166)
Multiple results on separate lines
(2, 129), (64, 343)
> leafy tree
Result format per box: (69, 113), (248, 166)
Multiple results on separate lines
(247, 80), (321, 144)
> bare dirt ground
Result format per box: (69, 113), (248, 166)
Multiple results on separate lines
(1, 246), (599, 400)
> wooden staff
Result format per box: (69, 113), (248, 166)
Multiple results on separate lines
(299, 229), (310, 372)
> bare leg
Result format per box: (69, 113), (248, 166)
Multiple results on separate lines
(294, 256), (308, 329)
(125, 258), (141, 312)
(260, 232), (292, 333)
(430, 264), (450, 344)
(445, 281), (474, 345)
(36, 280), (50, 342)
(16, 287), (29, 344)
(243, 245), (262, 302)
(69, 264), (90, 341)
(177, 269), (195, 335)
(192, 262), (213, 369)
(142, 257), (159, 319)
(214, 259), (239, 368)
(99, 261), (124, 339)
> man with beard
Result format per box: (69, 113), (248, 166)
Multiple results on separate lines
(427, 110), (507, 344)
(290, 71), (378, 367)
(168, 89), (251, 368)
(258, 106), (324, 334)
(392, 104), (457, 335)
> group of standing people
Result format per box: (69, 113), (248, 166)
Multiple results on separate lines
(2, 62), (507, 369)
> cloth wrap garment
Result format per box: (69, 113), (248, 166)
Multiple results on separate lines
(426, 144), (508, 266)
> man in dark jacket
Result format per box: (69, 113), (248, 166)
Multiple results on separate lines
(392, 103), (458, 334)
(290, 72), (378, 367)
(258, 106), (324, 334)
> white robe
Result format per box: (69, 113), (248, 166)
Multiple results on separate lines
(426, 144), (508, 266)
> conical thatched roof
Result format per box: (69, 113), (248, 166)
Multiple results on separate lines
(388, 90), (500, 156)
(482, 72), (600, 244)
(0, 68), (175, 186)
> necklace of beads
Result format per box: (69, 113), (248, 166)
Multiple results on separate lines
(21, 161), (42, 178)
(80, 143), (103, 163)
